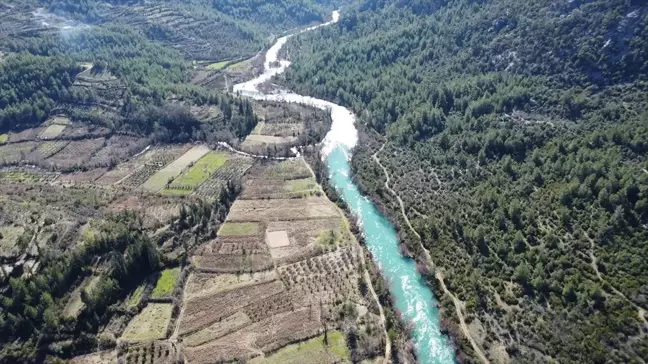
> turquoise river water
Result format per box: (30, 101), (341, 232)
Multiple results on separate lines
(233, 11), (455, 363)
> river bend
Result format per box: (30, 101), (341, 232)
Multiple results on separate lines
(233, 11), (455, 364)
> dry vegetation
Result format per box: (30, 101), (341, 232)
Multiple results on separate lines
(179, 159), (385, 363)
(140, 145), (211, 192)
(0, 119), (384, 363)
(121, 303), (173, 341)
(239, 102), (330, 157)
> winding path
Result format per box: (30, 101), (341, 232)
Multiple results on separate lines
(586, 235), (648, 330)
(372, 142), (489, 364)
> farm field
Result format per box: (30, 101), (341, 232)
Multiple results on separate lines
(8, 127), (43, 143)
(0, 115), (384, 362)
(249, 330), (350, 364)
(219, 221), (259, 236)
(178, 158), (385, 363)
(241, 176), (318, 199)
(86, 135), (148, 168)
(184, 271), (278, 300)
(226, 57), (254, 72)
(55, 168), (108, 184)
(163, 151), (229, 195)
(0, 167), (59, 184)
(118, 144), (192, 188)
(193, 156), (253, 199)
(27, 140), (70, 162)
(227, 197), (339, 221)
(121, 303), (173, 341)
(127, 283), (147, 308)
(206, 60), (228, 70)
(151, 267), (180, 299)
(124, 342), (177, 364)
(140, 145), (211, 192)
(63, 276), (101, 318)
(38, 124), (66, 139)
(241, 134), (297, 146)
(0, 142), (37, 165)
(43, 138), (106, 169)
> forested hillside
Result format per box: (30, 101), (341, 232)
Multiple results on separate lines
(0, 1), (341, 362)
(41, 0), (332, 61)
(0, 0), (333, 141)
(280, 0), (648, 362)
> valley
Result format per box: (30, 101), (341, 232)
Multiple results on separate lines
(1, 0), (646, 363)
(0, 2), (399, 363)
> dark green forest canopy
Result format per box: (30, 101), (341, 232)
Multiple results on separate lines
(280, 0), (648, 362)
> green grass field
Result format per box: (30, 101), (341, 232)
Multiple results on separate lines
(219, 222), (260, 236)
(0, 134), (7, 144)
(161, 188), (193, 197)
(127, 283), (146, 308)
(226, 58), (253, 72)
(166, 152), (229, 191)
(250, 331), (349, 364)
(151, 268), (180, 299)
(206, 60), (228, 70)
(0, 171), (40, 183)
(286, 178), (317, 193)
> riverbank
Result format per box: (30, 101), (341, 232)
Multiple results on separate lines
(350, 125), (487, 363)
(305, 151), (416, 363)
(233, 10), (457, 363)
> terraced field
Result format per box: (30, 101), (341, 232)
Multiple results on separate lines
(140, 145), (211, 192)
(194, 156), (253, 199)
(0, 134), (386, 362)
(104, 3), (264, 61)
(163, 151), (229, 196)
(178, 158), (385, 362)
(119, 145), (192, 189)
(122, 303), (173, 341)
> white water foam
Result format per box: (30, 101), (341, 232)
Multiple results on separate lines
(232, 10), (357, 157)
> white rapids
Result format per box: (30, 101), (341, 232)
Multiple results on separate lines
(232, 10), (357, 157)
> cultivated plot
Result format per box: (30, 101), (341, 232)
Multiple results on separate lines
(227, 197), (339, 222)
(87, 135), (148, 168)
(163, 151), (229, 195)
(183, 306), (322, 363)
(27, 140), (70, 161)
(0, 142), (37, 165)
(241, 176), (318, 199)
(249, 330), (350, 364)
(218, 221), (260, 236)
(184, 271), (278, 300)
(140, 145), (211, 192)
(183, 311), (252, 347)
(38, 124), (66, 140)
(63, 275), (101, 318)
(8, 128), (43, 143)
(44, 138), (106, 169)
(194, 156), (253, 199)
(151, 267), (180, 299)
(118, 144), (192, 188)
(55, 168), (108, 184)
(178, 280), (285, 335)
(121, 303), (173, 341)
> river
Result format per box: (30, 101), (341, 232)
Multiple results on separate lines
(233, 11), (455, 364)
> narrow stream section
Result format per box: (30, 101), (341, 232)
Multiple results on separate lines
(233, 11), (455, 364)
